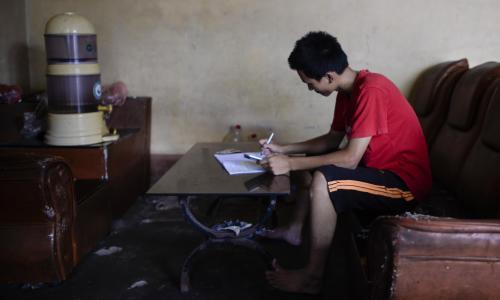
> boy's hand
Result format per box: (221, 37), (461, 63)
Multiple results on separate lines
(259, 139), (285, 155)
(260, 154), (291, 175)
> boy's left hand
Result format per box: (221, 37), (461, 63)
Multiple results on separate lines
(260, 154), (291, 175)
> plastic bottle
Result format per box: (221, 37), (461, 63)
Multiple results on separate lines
(222, 124), (242, 142)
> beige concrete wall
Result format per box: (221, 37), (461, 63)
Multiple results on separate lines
(25, 0), (500, 153)
(0, 0), (29, 91)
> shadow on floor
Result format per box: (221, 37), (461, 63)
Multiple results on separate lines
(0, 195), (369, 300)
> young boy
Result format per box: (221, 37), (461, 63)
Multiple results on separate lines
(259, 31), (431, 294)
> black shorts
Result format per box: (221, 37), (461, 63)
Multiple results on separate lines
(316, 165), (415, 216)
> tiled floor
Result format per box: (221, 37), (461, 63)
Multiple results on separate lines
(0, 195), (368, 300)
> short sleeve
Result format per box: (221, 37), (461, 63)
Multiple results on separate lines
(350, 88), (388, 138)
(331, 92), (348, 131)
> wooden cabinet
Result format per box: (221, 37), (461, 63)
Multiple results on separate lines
(0, 98), (151, 283)
(0, 97), (151, 216)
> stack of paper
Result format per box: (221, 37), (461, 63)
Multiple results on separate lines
(214, 152), (266, 175)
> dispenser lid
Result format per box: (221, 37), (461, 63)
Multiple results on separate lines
(45, 12), (95, 35)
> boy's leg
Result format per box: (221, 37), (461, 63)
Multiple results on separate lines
(266, 170), (335, 294)
(259, 170), (312, 245)
(266, 165), (415, 294)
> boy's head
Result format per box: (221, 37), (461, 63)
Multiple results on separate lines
(288, 31), (348, 81)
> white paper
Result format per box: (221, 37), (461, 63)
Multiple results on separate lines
(214, 152), (266, 175)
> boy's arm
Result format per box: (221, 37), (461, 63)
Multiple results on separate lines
(262, 136), (371, 175)
(263, 129), (345, 155)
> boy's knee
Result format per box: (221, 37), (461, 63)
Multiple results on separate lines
(312, 170), (327, 186)
(310, 170), (328, 198)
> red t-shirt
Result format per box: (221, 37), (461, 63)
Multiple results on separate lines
(332, 70), (431, 200)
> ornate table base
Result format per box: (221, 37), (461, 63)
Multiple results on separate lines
(178, 195), (277, 292)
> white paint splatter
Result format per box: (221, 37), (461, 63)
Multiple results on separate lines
(155, 199), (178, 211)
(128, 280), (148, 289)
(21, 283), (45, 289)
(151, 196), (179, 211)
(95, 246), (122, 256)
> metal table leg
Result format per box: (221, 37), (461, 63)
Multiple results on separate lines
(178, 195), (277, 292)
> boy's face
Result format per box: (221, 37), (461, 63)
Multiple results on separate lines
(298, 70), (338, 96)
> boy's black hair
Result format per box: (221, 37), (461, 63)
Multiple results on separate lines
(288, 31), (348, 80)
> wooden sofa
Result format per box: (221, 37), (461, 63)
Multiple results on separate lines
(0, 97), (151, 283)
(367, 61), (500, 299)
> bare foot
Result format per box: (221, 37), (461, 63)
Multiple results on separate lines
(257, 226), (302, 246)
(265, 260), (322, 294)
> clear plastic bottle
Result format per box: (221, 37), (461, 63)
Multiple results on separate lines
(222, 124), (242, 142)
(233, 124), (242, 142)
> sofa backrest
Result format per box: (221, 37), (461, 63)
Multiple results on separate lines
(430, 62), (500, 191)
(456, 78), (500, 218)
(409, 59), (469, 148)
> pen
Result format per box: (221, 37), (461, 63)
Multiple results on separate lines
(265, 132), (274, 144)
(244, 153), (263, 161)
(260, 132), (274, 156)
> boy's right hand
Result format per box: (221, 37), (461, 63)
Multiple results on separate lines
(259, 139), (284, 155)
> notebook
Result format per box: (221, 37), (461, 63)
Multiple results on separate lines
(214, 152), (266, 175)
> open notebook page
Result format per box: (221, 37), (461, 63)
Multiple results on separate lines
(214, 152), (266, 175)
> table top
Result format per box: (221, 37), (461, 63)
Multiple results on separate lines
(147, 142), (290, 197)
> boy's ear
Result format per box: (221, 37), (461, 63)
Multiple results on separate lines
(325, 71), (338, 83)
